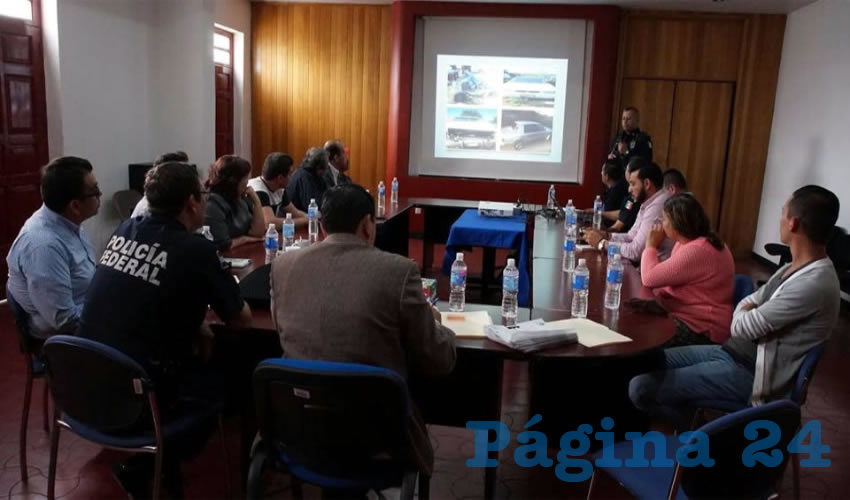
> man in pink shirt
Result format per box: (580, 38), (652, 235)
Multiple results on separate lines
(586, 161), (673, 262)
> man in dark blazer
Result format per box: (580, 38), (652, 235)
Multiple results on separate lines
(270, 184), (456, 475)
(323, 139), (352, 187)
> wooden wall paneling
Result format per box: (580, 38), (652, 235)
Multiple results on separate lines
(719, 14), (786, 257)
(621, 14), (744, 82)
(667, 81), (735, 224)
(252, 3), (391, 187)
(618, 78), (675, 168)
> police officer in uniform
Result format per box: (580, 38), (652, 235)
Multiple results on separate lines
(78, 162), (252, 497)
(608, 106), (653, 167)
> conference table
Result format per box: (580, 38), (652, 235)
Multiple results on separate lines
(216, 198), (674, 498)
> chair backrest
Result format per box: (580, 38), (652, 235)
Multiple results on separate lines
(113, 189), (142, 220)
(790, 343), (824, 405)
(5, 286), (38, 354)
(253, 358), (411, 475)
(43, 335), (151, 431)
(763, 243), (792, 267)
(733, 274), (755, 307)
(680, 400), (801, 499)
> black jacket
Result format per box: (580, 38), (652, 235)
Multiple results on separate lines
(287, 167), (328, 212)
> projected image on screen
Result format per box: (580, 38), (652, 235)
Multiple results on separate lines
(446, 64), (500, 106)
(446, 107), (497, 150)
(435, 55), (568, 163)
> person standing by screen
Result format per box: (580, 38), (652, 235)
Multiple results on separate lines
(608, 106), (653, 167)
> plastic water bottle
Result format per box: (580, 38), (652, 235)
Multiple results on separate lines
(593, 195), (603, 230)
(571, 258), (589, 318)
(282, 213), (295, 248)
(264, 223), (279, 264)
(391, 177), (399, 206)
(607, 233), (622, 260)
(605, 254), (624, 310)
(565, 199), (577, 229)
(307, 198), (319, 244)
(449, 253), (467, 312)
(547, 184), (557, 209)
(377, 181), (386, 214)
(501, 258), (519, 325)
(562, 224), (577, 272)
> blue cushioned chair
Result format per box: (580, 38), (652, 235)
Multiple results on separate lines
(733, 274), (755, 307)
(587, 400), (801, 500)
(3, 288), (50, 483)
(41, 335), (230, 500)
(247, 359), (429, 500)
(688, 343), (825, 500)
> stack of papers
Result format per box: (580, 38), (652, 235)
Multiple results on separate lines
(441, 311), (493, 338)
(543, 318), (633, 348)
(485, 319), (578, 353)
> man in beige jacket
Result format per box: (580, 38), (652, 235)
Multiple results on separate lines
(270, 183), (457, 475)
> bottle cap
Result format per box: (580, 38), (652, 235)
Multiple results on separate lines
(285, 213), (292, 220)
(507, 258), (515, 266)
(310, 198), (316, 202)
(568, 199), (573, 204)
(268, 223), (275, 229)
(456, 253), (464, 261)
(578, 258), (586, 266)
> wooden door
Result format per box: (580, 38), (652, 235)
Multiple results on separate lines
(214, 28), (234, 159)
(0, 11), (48, 290)
(618, 78), (675, 168)
(668, 81), (734, 225)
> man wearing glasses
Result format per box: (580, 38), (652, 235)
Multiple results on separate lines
(6, 156), (100, 338)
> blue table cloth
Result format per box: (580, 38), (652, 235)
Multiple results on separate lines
(441, 209), (530, 307)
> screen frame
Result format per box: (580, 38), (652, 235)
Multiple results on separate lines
(386, 1), (620, 206)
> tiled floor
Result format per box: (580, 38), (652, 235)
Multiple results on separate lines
(1, 257), (848, 499)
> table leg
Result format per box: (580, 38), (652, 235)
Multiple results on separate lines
(482, 247), (496, 298)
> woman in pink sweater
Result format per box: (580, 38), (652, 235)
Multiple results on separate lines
(639, 194), (735, 346)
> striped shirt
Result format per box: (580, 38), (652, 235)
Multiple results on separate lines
(6, 205), (96, 338)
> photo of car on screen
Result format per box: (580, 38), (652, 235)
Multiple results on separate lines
(446, 65), (499, 106)
(446, 108), (498, 150)
(500, 109), (553, 153)
(502, 72), (556, 108)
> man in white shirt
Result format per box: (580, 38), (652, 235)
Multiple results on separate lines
(323, 139), (352, 187)
(130, 151), (189, 219)
(248, 152), (308, 229)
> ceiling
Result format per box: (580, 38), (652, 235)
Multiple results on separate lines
(254, 0), (819, 14)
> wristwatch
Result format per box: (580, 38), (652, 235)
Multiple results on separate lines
(598, 239), (607, 251)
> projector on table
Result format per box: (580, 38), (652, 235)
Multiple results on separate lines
(478, 201), (517, 218)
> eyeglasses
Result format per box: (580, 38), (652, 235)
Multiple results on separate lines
(78, 189), (102, 200)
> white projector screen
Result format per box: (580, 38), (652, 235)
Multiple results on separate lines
(409, 17), (592, 183)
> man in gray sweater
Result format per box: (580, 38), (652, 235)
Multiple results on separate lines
(629, 185), (841, 429)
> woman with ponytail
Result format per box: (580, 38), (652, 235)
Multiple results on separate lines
(638, 193), (735, 346)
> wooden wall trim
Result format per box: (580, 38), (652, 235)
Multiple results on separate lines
(718, 14), (786, 257)
(386, 2), (621, 206)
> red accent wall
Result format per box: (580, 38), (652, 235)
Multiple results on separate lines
(386, 1), (620, 207)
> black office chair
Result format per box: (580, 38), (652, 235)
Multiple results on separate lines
(762, 226), (849, 289)
(42, 335), (230, 500)
(3, 287), (50, 483)
(247, 358), (429, 500)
